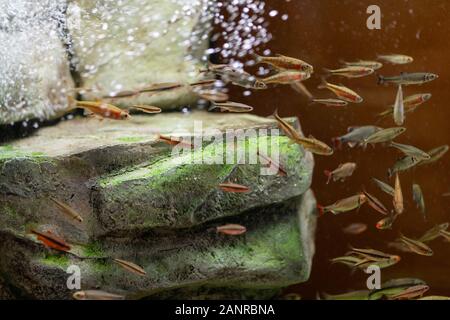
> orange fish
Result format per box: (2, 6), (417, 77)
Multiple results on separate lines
(363, 191), (389, 215)
(261, 71), (310, 85)
(197, 90), (229, 102)
(253, 54), (314, 73)
(158, 134), (193, 149)
(30, 229), (71, 252)
(318, 79), (363, 103)
(219, 183), (251, 193)
(71, 99), (130, 120)
(257, 151), (287, 177)
(216, 224), (247, 236)
(131, 105), (162, 114)
(113, 259), (146, 277)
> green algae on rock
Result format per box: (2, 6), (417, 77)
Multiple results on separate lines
(0, 111), (316, 299)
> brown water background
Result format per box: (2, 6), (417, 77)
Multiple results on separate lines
(219, 0), (450, 299)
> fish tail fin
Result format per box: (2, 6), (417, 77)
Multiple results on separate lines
(376, 109), (391, 122)
(156, 133), (165, 143)
(208, 104), (219, 112)
(387, 168), (393, 179)
(324, 170), (332, 184)
(377, 74), (385, 85)
(67, 96), (79, 110)
(272, 108), (279, 118)
(206, 227), (216, 233)
(361, 139), (369, 150)
(317, 77), (328, 89)
(25, 226), (36, 235)
(316, 204), (326, 216)
(331, 137), (342, 150)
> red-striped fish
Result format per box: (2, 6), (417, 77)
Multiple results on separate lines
(318, 80), (363, 103)
(30, 229), (71, 252)
(219, 183), (251, 193)
(216, 224), (247, 236)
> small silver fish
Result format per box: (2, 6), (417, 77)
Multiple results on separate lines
(393, 85), (404, 125)
(342, 60), (383, 70)
(388, 156), (420, 177)
(399, 234), (433, 256)
(324, 162), (357, 184)
(318, 193), (367, 215)
(372, 178), (395, 196)
(73, 290), (125, 300)
(209, 101), (254, 113)
(364, 127), (406, 146)
(419, 223), (449, 242)
(332, 126), (382, 149)
(419, 145), (449, 166)
(324, 66), (374, 78)
(364, 190), (389, 215)
(388, 284), (429, 300)
(310, 98), (348, 107)
(378, 72), (438, 86)
(412, 184), (426, 221)
(389, 142), (430, 160)
(369, 278), (426, 300)
(212, 66), (267, 89)
(377, 54), (414, 65)
(388, 156), (421, 177)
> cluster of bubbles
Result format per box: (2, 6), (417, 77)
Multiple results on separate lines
(0, 0), (71, 125)
(206, 0), (272, 70)
(0, 0), (279, 125)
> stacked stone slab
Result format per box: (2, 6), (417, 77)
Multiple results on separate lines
(0, 112), (316, 299)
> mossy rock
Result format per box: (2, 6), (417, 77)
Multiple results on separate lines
(0, 111), (316, 299)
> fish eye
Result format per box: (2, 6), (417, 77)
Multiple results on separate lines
(73, 292), (85, 299)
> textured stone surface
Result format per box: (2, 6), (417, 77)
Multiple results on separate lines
(0, 0), (74, 125)
(0, 0), (212, 125)
(0, 112), (316, 299)
(68, 0), (211, 109)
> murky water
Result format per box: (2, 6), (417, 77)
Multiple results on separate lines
(217, 0), (450, 299)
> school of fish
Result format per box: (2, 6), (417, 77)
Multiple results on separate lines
(25, 49), (447, 301)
